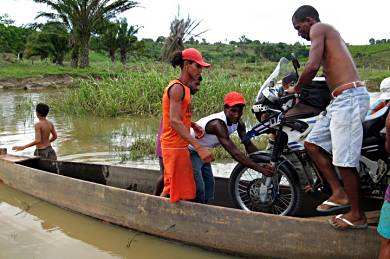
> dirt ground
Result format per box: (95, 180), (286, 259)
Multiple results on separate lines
(0, 75), (75, 89)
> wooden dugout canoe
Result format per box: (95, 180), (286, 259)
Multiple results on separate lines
(0, 154), (380, 259)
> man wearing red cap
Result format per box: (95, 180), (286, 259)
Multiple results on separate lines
(189, 92), (268, 203)
(160, 48), (213, 202)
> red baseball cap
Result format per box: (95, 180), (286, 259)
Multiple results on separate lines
(182, 48), (210, 67)
(224, 92), (246, 106)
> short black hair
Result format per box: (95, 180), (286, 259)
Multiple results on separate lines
(292, 5), (320, 22)
(36, 103), (49, 117)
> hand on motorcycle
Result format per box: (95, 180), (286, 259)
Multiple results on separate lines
(286, 85), (299, 94)
(255, 163), (275, 177)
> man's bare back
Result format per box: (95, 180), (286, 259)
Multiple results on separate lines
(12, 103), (57, 154)
(312, 23), (360, 91)
(35, 118), (56, 149)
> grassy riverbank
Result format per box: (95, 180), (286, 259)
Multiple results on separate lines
(2, 46), (390, 118)
(49, 61), (276, 117)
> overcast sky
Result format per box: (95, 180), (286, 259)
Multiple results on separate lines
(2, 0), (390, 45)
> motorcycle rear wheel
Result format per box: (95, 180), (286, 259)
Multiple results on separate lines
(229, 158), (303, 216)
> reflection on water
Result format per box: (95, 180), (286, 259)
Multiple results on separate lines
(0, 89), (161, 162)
(0, 183), (240, 259)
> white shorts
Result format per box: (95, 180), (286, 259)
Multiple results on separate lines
(305, 87), (370, 167)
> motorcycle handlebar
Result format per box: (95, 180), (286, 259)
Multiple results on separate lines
(279, 93), (298, 103)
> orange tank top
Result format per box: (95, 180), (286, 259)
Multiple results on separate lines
(161, 79), (192, 148)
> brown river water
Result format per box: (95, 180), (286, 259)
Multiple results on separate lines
(0, 88), (241, 259)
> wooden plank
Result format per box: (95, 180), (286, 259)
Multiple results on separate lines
(0, 154), (39, 163)
(308, 210), (380, 225)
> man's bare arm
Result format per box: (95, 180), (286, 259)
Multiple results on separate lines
(169, 84), (213, 163)
(293, 24), (325, 92)
(237, 120), (258, 154)
(50, 122), (57, 143)
(207, 120), (266, 174)
(12, 124), (41, 151)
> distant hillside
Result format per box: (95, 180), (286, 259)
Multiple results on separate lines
(349, 43), (390, 69)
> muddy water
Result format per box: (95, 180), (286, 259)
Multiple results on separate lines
(0, 183), (240, 259)
(0, 89), (236, 176)
(0, 89), (240, 258)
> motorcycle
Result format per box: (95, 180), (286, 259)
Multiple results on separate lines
(228, 56), (390, 216)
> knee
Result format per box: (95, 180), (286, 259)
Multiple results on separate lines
(304, 142), (321, 156)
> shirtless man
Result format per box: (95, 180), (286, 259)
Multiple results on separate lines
(13, 103), (57, 160)
(288, 5), (370, 229)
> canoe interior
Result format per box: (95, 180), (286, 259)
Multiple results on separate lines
(13, 157), (383, 218)
(16, 158), (234, 208)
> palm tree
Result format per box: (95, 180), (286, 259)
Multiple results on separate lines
(161, 6), (207, 62)
(24, 22), (69, 65)
(117, 19), (141, 65)
(34, 0), (139, 68)
(100, 21), (120, 63)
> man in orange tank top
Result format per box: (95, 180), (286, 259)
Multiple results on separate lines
(160, 48), (214, 202)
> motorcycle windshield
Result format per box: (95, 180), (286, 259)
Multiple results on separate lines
(255, 57), (295, 102)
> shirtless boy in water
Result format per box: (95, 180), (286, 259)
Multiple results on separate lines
(13, 103), (57, 160)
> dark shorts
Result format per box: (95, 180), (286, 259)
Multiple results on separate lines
(34, 146), (57, 160)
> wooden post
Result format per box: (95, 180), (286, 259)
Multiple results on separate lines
(0, 148), (7, 155)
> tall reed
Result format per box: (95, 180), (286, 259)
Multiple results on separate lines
(50, 61), (275, 117)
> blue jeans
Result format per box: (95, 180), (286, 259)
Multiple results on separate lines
(190, 149), (215, 203)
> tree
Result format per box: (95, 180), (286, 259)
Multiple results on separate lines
(156, 36), (165, 44)
(369, 38), (375, 45)
(0, 13), (15, 26)
(117, 19), (141, 64)
(0, 24), (31, 57)
(24, 22), (69, 65)
(161, 6), (207, 62)
(34, 0), (139, 68)
(100, 21), (120, 62)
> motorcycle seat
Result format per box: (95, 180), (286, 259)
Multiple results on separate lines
(285, 102), (323, 122)
(363, 105), (389, 137)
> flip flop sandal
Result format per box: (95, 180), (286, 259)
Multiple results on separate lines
(328, 214), (368, 230)
(316, 200), (351, 213)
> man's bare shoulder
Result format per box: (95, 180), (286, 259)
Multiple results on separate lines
(35, 119), (54, 128)
(34, 121), (44, 128)
(313, 22), (338, 33)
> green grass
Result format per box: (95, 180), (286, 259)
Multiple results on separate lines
(114, 132), (269, 162)
(0, 51), (127, 79)
(2, 42), (390, 117)
(48, 61), (276, 117)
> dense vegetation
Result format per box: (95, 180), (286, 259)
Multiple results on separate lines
(1, 8), (390, 118)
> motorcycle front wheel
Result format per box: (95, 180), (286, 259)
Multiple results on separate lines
(229, 158), (303, 216)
